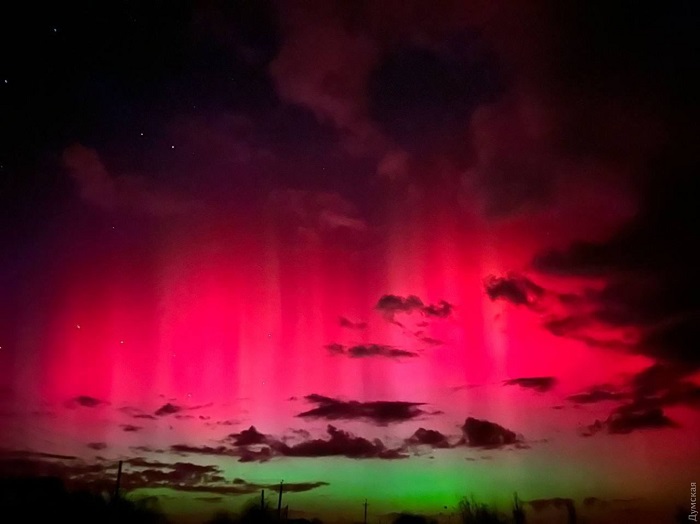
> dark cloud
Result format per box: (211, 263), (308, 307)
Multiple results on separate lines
(0, 449), (78, 461)
(62, 143), (199, 217)
(484, 274), (544, 307)
(0, 456), (108, 486)
(583, 406), (677, 437)
(405, 428), (451, 449)
(567, 387), (627, 404)
(421, 301), (454, 319)
(155, 403), (183, 416)
(459, 417), (522, 449)
(271, 481), (330, 493)
(375, 295), (453, 323)
(0, 448), (328, 499)
(159, 479), (328, 496)
(327, 343), (419, 359)
(171, 440), (272, 463)
(134, 414), (158, 420)
(236, 447), (274, 463)
(575, 364), (698, 437)
(325, 343), (345, 355)
(267, 189), (369, 245)
(175, 422), (408, 462)
(119, 406), (159, 421)
(227, 426), (269, 446)
(273, 425), (407, 460)
(86, 442), (107, 451)
(170, 444), (235, 457)
(503, 377), (556, 393)
(376, 294), (425, 320)
(416, 335), (442, 346)
(339, 317), (367, 330)
(120, 424), (143, 432)
(130, 445), (158, 454)
(297, 394), (425, 425)
(369, 41), (501, 149)
(65, 395), (108, 409)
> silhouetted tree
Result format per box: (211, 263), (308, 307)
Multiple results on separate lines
(564, 500), (576, 524)
(458, 496), (507, 524)
(512, 493), (525, 524)
(0, 475), (167, 524)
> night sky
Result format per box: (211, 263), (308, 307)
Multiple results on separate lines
(1, 2), (699, 523)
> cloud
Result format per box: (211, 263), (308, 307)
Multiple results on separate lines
(227, 426), (268, 446)
(0, 448), (329, 499)
(271, 481), (330, 493)
(0, 449), (78, 461)
(120, 424), (143, 433)
(236, 447), (274, 463)
(273, 425), (407, 460)
(267, 189), (369, 245)
(155, 403), (183, 416)
(567, 387), (627, 404)
(327, 343), (419, 359)
(174, 422), (409, 462)
(65, 395), (108, 409)
(375, 294), (453, 323)
(503, 377), (557, 393)
(459, 417), (522, 449)
(170, 444), (235, 457)
(62, 143), (198, 216)
(339, 317), (367, 330)
(405, 428), (451, 449)
(268, 1), (383, 152)
(297, 394), (426, 425)
(86, 442), (107, 451)
(576, 365), (698, 436)
(484, 274), (544, 308)
(421, 301), (454, 319)
(583, 406), (677, 437)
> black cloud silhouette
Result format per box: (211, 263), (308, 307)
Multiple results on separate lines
(298, 394), (425, 425)
(326, 343), (419, 359)
(65, 396), (108, 409)
(273, 425), (407, 459)
(154, 403), (182, 416)
(484, 275), (544, 307)
(405, 428), (451, 449)
(504, 377), (556, 393)
(459, 417), (522, 448)
(227, 426), (268, 446)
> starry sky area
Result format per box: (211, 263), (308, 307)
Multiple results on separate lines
(1, 2), (699, 523)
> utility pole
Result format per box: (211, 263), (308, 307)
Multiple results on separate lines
(113, 460), (123, 500)
(363, 499), (368, 524)
(261, 489), (265, 511)
(277, 481), (284, 520)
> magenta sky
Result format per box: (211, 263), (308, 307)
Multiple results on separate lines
(1, 2), (699, 523)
